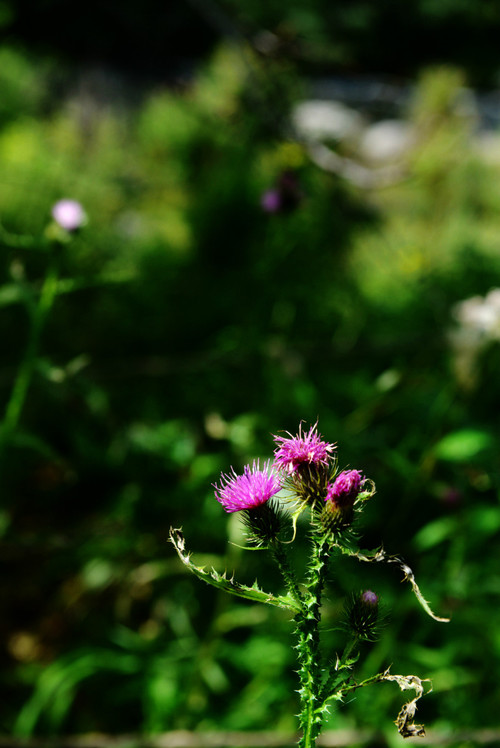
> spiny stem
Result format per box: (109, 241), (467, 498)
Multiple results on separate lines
(295, 532), (333, 748)
(270, 541), (305, 611)
(306, 532), (332, 617)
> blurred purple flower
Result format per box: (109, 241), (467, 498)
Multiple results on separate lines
(261, 189), (282, 213)
(260, 170), (303, 214)
(214, 460), (281, 513)
(51, 199), (86, 231)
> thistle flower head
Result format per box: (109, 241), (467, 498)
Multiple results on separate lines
(326, 469), (364, 507)
(214, 460), (282, 513)
(51, 199), (87, 231)
(273, 423), (335, 474)
(361, 590), (379, 606)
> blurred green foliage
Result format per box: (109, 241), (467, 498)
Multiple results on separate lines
(0, 37), (500, 743)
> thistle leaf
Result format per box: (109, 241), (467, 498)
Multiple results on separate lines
(336, 544), (450, 623)
(169, 528), (300, 611)
(340, 667), (431, 739)
(380, 670), (431, 739)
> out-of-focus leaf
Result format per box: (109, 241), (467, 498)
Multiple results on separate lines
(413, 516), (458, 551)
(0, 283), (23, 306)
(469, 506), (500, 537)
(433, 429), (493, 462)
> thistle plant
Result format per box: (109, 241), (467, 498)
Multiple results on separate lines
(170, 423), (449, 747)
(0, 199), (86, 443)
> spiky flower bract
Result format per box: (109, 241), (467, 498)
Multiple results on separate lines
(240, 499), (285, 547)
(214, 460), (282, 513)
(273, 423), (335, 475)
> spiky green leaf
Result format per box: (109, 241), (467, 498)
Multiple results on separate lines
(169, 528), (300, 611)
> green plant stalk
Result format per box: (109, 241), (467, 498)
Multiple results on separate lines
(270, 540), (305, 612)
(295, 532), (332, 748)
(3, 257), (59, 434)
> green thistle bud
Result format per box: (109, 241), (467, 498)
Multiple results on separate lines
(344, 590), (381, 641)
(317, 470), (362, 535)
(319, 496), (354, 534)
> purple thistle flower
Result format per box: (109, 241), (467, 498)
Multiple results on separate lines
(261, 189), (282, 213)
(273, 423), (335, 474)
(214, 460), (282, 513)
(326, 469), (364, 507)
(51, 199), (86, 231)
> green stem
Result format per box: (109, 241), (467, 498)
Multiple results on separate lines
(2, 257), (59, 435)
(307, 533), (331, 617)
(296, 609), (322, 748)
(295, 533), (333, 748)
(270, 541), (305, 611)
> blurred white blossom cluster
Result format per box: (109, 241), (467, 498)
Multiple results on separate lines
(449, 288), (500, 386)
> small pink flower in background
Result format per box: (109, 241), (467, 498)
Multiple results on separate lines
(326, 469), (364, 507)
(51, 199), (87, 231)
(260, 170), (303, 214)
(273, 423), (335, 474)
(214, 460), (281, 513)
(261, 189), (282, 213)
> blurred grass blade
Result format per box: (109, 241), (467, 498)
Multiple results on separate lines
(14, 650), (140, 736)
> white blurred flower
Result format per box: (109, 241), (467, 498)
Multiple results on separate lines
(449, 288), (500, 387)
(51, 199), (87, 231)
(292, 100), (364, 144)
(453, 289), (500, 339)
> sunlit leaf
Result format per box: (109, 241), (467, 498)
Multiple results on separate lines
(433, 429), (493, 462)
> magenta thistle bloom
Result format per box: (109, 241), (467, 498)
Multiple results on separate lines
(214, 460), (282, 513)
(326, 469), (364, 507)
(51, 199), (87, 231)
(273, 423), (335, 474)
